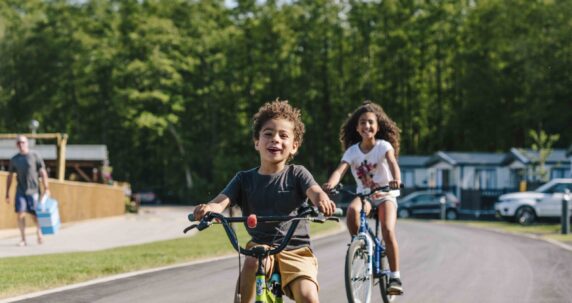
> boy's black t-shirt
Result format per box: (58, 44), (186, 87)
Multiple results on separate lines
(222, 164), (317, 250)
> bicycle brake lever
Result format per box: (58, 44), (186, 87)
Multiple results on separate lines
(183, 224), (198, 233)
(326, 217), (341, 222)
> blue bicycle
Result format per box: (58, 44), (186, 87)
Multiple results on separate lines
(334, 185), (402, 303)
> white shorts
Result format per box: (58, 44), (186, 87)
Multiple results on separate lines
(369, 192), (398, 210)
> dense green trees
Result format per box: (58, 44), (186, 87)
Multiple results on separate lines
(1, 0), (570, 201)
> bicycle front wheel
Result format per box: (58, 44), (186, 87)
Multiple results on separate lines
(345, 239), (373, 303)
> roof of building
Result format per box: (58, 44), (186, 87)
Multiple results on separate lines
(503, 148), (569, 165)
(0, 144), (108, 162)
(426, 151), (505, 166)
(398, 155), (430, 167)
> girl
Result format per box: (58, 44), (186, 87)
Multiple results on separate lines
(323, 100), (403, 294)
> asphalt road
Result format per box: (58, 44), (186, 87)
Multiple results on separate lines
(13, 220), (572, 303)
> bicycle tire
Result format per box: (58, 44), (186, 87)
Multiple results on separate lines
(345, 238), (373, 303)
(379, 254), (395, 303)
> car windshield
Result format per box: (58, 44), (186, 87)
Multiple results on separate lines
(535, 181), (572, 194)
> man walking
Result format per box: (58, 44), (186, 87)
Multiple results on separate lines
(5, 135), (50, 246)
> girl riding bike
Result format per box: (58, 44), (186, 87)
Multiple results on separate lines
(323, 100), (404, 295)
(194, 100), (336, 303)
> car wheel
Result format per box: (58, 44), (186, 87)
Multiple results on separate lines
(515, 207), (536, 225)
(398, 208), (410, 218)
(446, 209), (458, 220)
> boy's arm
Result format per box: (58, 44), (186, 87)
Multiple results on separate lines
(385, 150), (401, 189)
(306, 185), (336, 216)
(322, 162), (350, 192)
(193, 194), (231, 220)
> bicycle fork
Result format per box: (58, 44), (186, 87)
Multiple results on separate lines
(356, 232), (374, 277)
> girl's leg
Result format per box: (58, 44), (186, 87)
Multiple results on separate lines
(377, 201), (399, 272)
(346, 197), (370, 236)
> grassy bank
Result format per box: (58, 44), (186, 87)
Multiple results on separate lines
(441, 219), (572, 244)
(0, 221), (341, 299)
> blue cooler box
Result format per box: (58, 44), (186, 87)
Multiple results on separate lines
(36, 198), (61, 235)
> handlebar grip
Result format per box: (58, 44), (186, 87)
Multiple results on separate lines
(332, 208), (344, 217)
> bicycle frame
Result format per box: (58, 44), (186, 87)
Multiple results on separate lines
(355, 197), (390, 279)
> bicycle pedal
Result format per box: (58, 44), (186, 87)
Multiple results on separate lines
(388, 289), (404, 296)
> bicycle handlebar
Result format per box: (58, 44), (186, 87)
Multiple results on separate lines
(184, 206), (342, 258)
(330, 183), (404, 199)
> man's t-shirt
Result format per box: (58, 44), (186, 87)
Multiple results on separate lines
(9, 151), (46, 195)
(222, 165), (317, 250)
(341, 139), (394, 194)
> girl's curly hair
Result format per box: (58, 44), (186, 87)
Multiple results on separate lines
(252, 99), (305, 158)
(340, 100), (401, 156)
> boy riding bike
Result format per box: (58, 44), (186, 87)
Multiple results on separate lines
(193, 100), (336, 303)
(323, 101), (404, 295)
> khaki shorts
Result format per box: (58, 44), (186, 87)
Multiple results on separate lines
(246, 241), (319, 298)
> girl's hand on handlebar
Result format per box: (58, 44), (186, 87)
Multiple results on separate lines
(322, 182), (336, 193)
(389, 180), (401, 190)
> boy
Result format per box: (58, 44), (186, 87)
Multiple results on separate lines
(194, 100), (336, 303)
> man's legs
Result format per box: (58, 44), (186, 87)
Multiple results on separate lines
(32, 215), (43, 244)
(17, 212), (26, 246)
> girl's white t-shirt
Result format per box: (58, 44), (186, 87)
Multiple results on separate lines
(341, 139), (394, 194)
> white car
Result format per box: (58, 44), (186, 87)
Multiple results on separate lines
(495, 178), (572, 225)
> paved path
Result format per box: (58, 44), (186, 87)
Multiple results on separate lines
(0, 206), (194, 258)
(9, 220), (572, 303)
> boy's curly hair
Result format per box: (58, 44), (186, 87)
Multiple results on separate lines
(340, 100), (401, 156)
(252, 99), (305, 149)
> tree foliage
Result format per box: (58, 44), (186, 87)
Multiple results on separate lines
(0, 0), (570, 202)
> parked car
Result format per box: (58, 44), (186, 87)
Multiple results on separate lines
(495, 178), (572, 225)
(397, 191), (460, 220)
(133, 191), (162, 205)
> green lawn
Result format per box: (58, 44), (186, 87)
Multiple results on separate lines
(437, 219), (572, 244)
(0, 221), (341, 299)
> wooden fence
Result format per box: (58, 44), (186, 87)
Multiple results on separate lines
(0, 171), (126, 229)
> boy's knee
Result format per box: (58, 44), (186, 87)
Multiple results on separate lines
(289, 278), (319, 303)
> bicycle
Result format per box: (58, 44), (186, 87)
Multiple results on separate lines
(184, 205), (341, 303)
(331, 184), (403, 303)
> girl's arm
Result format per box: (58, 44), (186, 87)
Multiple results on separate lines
(193, 194), (231, 220)
(385, 150), (401, 189)
(306, 185), (336, 216)
(322, 162), (350, 191)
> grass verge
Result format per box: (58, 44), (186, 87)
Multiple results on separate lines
(0, 221), (341, 299)
(440, 219), (572, 244)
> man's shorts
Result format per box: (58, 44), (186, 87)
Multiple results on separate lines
(246, 241), (319, 298)
(15, 193), (39, 215)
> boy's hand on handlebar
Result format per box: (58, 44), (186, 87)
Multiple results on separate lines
(316, 198), (336, 217)
(193, 203), (211, 221)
